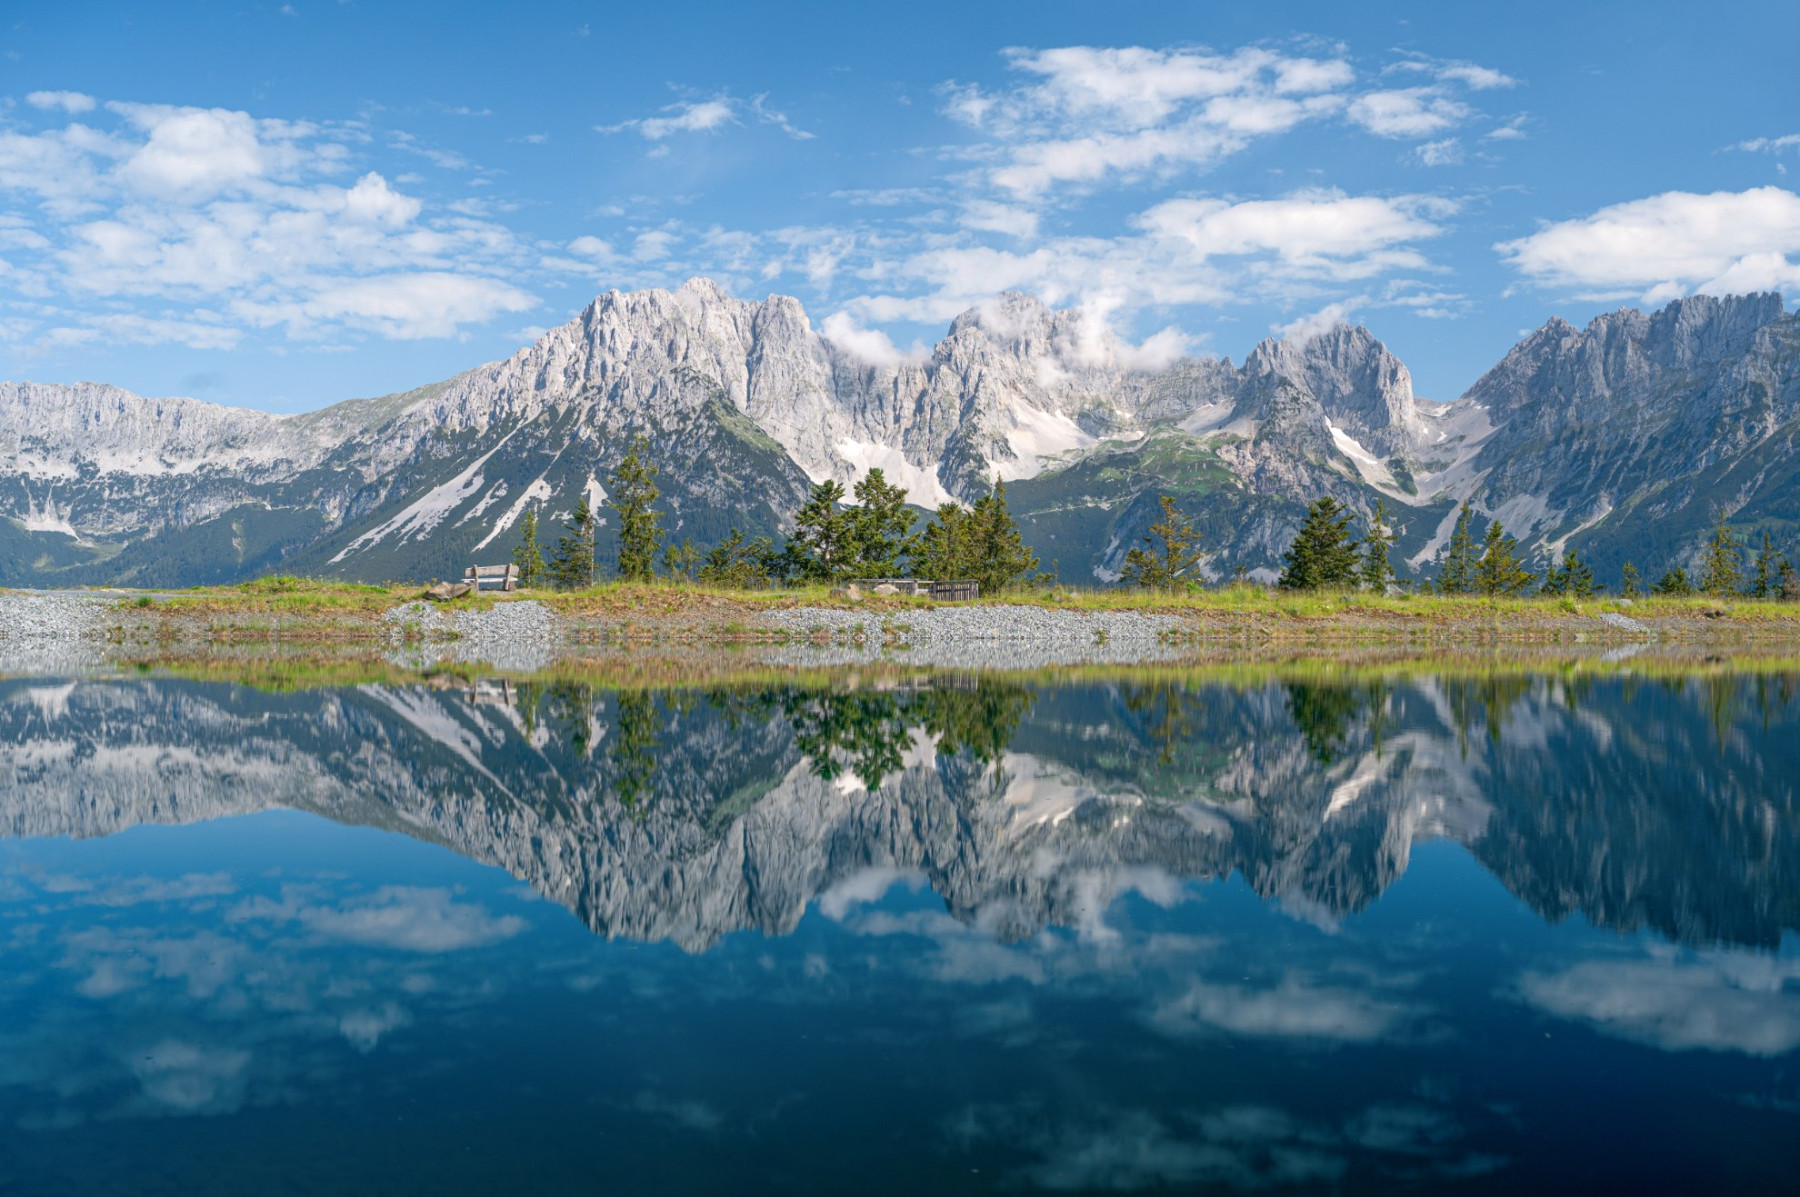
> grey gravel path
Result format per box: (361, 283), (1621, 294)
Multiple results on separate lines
(383, 600), (561, 672)
(0, 592), (112, 675)
(759, 605), (1186, 668)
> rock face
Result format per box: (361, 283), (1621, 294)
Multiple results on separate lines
(1, 283), (1796, 586)
(1, 675), (1794, 951)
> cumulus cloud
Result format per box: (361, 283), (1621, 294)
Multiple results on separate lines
(26, 90), (98, 114)
(1495, 186), (1800, 301)
(0, 100), (537, 350)
(233, 885), (528, 952)
(1347, 88), (1471, 138)
(821, 311), (912, 368)
(1517, 950), (1800, 1056)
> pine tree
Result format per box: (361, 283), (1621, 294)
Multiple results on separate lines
(912, 503), (973, 582)
(611, 435), (662, 582)
(846, 468), (916, 576)
(968, 477), (1038, 595)
(1361, 498), (1396, 593)
(1779, 557), (1800, 601)
(660, 538), (700, 581)
(548, 496), (596, 590)
(1620, 561), (1642, 598)
(1541, 548), (1597, 598)
(791, 479), (855, 580)
(1653, 565), (1693, 596)
(1278, 497), (1360, 590)
(1749, 530), (1779, 598)
(1474, 521), (1536, 596)
(1437, 503), (1478, 595)
(698, 528), (779, 589)
(511, 507), (546, 588)
(1697, 520), (1743, 597)
(1121, 495), (1205, 589)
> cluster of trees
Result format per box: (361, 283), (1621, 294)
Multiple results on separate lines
(508, 438), (1800, 601)
(1273, 497), (1800, 600)
(510, 440), (1040, 592)
(1639, 524), (1798, 599)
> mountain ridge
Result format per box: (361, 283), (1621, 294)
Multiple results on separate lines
(2, 284), (1795, 587)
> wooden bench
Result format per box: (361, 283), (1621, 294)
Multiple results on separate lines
(850, 578), (980, 601)
(465, 563), (521, 592)
(929, 580), (979, 601)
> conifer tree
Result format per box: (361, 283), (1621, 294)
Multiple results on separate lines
(1779, 557), (1800, 601)
(1360, 498), (1396, 593)
(1437, 503), (1478, 595)
(1749, 530), (1780, 598)
(1697, 520), (1743, 597)
(1473, 521), (1536, 596)
(791, 479), (855, 580)
(660, 538), (700, 581)
(1541, 548), (1597, 598)
(1122, 495), (1205, 589)
(967, 477), (1038, 594)
(698, 528), (780, 589)
(511, 507), (546, 588)
(1620, 561), (1642, 598)
(912, 503), (973, 582)
(548, 495), (596, 590)
(1653, 565), (1693, 596)
(1278, 497), (1361, 590)
(846, 468), (916, 576)
(610, 435), (662, 582)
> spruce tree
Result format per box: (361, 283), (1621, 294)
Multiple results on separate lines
(1697, 520), (1743, 597)
(548, 495), (596, 590)
(1779, 557), (1800, 601)
(511, 507), (546, 588)
(846, 468), (916, 576)
(1473, 521), (1536, 596)
(1360, 498), (1396, 593)
(1620, 561), (1642, 598)
(610, 435), (662, 582)
(792, 479), (855, 580)
(1278, 497), (1360, 590)
(912, 503), (973, 581)
(968, 477), (1038, 595)
(1653, 566), (1692, 596)
(1122, 495), (1204, 589)
(1437, 503), (1478, 595)
(1540, 547), (1596, 598)
(1749, 530), (1779, 598)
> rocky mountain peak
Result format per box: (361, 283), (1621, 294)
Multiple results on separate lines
(1240, 323), (1423, 460)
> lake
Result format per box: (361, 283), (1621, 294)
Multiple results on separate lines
(1, 669), (1797, 1193)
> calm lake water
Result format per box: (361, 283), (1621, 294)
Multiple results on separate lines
(1, 671), (1797, 1193)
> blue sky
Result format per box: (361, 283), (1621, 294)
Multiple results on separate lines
(3, 0), (1798, 411)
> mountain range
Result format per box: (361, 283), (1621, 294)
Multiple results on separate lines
(2, 674), (1793, 951)
(3, 282), (1796, 587)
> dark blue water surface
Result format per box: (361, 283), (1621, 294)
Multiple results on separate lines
(1, 672), (1798, 1194)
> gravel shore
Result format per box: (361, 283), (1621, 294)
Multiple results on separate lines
(383, 600), (562, 673)
(0, 592), (112, 676)
(758, 605), (1187, 668)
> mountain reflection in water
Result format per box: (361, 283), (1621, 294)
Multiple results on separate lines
(1, 671), (1797, 1194)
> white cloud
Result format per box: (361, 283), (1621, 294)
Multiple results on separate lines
(233, 885), (528, 951)
(1734, 133), (1800, 154)
(1415, 137), (1463, 166)
(750, 93), (815, 140)
(1135, 191), (1449, 269)
(1496, 186), (1800, 301)
(0, 101), (537, 350)
(822, 311), (910, 368)
(110, 104), (268, 197)
(1149, 973), (1415, 1041)
(1347, 88), (1471, 138)
(1518, 951), (1800, 1056)
(600, 98), (739, 140)
(267, 272), (536, 340)
(1436, 62), (1519, 90)
(26, 90), (97, 114)
(1276, 300), (1359, 345)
